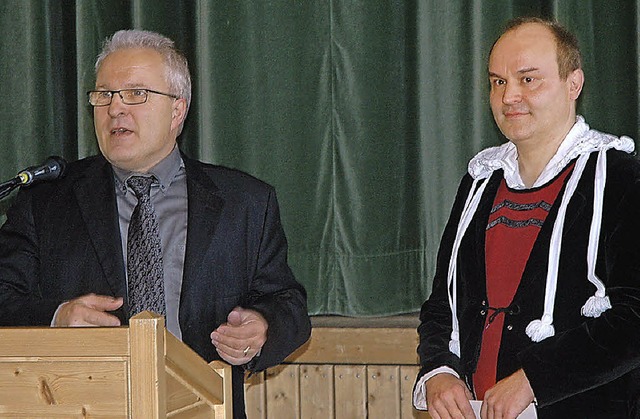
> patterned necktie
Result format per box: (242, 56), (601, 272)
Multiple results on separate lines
(126, 175), (166, 316)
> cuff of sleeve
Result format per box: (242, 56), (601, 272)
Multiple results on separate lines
(51, 302), (67, 326)
(413, 366), (461, 410)
(243, 348), (263, 372)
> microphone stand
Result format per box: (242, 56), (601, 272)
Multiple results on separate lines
(0, 177), (21, 200)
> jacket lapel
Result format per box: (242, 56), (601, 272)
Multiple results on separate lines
(182, 157), (224, 289)
(73, 157), (127, 299)
(468, 172), (503, 298)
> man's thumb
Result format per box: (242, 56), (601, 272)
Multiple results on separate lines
(227, 308), (244, 326)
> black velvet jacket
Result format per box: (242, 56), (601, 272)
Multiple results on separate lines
(416, 150), (640, 418)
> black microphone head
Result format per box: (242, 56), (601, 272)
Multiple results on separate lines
(43, 156), (67, 179)
(18, 156), (67, 185)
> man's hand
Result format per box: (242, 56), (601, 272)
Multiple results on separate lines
(480, 369), (534, 419)
(53, 294), (123, 327)
(210, 307), (268, 365)
(426, 373), (475, 419)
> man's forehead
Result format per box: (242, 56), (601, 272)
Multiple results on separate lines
(96, 49), (166, 84)
(494, 23), (556, 51)
(489, 24), (557, 67)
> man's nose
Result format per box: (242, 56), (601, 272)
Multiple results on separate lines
(107, 92), (127, 117)
(502, 82), (522, 104)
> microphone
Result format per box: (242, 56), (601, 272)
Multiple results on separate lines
(17, 156), (67, 186)
(0, 156), (67, 200)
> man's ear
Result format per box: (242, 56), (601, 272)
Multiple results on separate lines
(568, 69), (584, 101)
(171, 98), (188, 131)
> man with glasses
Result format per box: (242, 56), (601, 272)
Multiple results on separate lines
(0, 29), (310, 419)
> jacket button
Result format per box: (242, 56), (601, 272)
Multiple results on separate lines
(480, 310), (486, 315)
(507, 325), (513, 331)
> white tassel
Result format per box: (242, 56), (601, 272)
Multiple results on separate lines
(446, 177), (489, 358)
(527, 155), (589, 344)
(581, 149), (612, 319)
(581, 292), (611, 318)
(449, 331), (460, 357)
(526, 315), (555, 342)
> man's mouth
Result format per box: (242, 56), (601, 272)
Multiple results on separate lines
(111, 127), (132, 135)
(504, 110), (529, 118)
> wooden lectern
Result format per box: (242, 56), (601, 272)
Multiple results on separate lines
(0, 311), (232, 418)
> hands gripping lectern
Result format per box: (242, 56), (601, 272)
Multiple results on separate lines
(0, 311), (232, 418)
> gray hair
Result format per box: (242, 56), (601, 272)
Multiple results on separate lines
(95, 29), (192, 117)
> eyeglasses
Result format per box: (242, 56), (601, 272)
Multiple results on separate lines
(87, 89), (179, 106)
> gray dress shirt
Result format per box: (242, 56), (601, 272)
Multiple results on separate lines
(113, 146), (188, 339)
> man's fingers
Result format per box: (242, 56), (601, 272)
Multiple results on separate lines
(212, 322), (253, 340)
(85, 309), (121, 326)
(212, 337), (255, 366)
(212, 307), (267, 364)
(457, 397), (476, 419)
(213, 338), (247, 358)
(216, 308), (266, 340)
(83, 294), (123, 311)
(54, 294), (123, 327)
(426, 374), (475, 419)
(480, 399), (489, 419)
(62, 304), (121, 327)
(481, 369), (534, 419)
(432, 394), (474, 419)
(210, 331), (242, 350)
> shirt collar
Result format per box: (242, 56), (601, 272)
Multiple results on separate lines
(113, 146), (184, 194)
(467, 115), (635, 189)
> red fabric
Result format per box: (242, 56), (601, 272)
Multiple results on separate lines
(473, 166), (572, 399)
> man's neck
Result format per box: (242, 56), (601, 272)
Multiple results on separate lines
(516, 118), (577, 188)
(517, 144), (560, 188)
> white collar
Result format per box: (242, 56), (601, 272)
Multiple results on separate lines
(467, 116), (635, 188)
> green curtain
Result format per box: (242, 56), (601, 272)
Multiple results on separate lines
(0, 0), (637, 316)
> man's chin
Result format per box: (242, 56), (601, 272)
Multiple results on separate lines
(104, 153), (143, 172)
(497, 121), (533, 142)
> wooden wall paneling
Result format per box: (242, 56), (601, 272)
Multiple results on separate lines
(400, 365), (431, 419)
(400, 365), (417, 418)
(288, 328), (419, 365)
(244, 371), (266, 419)
(300, 364), (334, 419)
(334, 365), (367, 419)
(245, 325), (425, 418)
(367, 365), (401, 419)
(266, 364), (300, 418)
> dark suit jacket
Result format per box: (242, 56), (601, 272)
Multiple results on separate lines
(0, 153), (311, 418)
(416, 150), (640, 418)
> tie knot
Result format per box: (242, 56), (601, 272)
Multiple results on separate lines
(127, 176), (155, 198)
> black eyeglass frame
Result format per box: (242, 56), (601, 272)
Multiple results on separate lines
(87, 88), (179, 106)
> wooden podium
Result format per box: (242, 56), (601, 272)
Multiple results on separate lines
(0, 311), (232, 418)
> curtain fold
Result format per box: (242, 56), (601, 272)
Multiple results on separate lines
(0, 0), (637, 316)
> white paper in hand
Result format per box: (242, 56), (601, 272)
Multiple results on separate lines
(470, 401), (538, 419)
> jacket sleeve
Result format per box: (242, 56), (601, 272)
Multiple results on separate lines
(416, 174), (475, 381)
(243, 188), (311, 371)
(0, 189), (62, 325)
